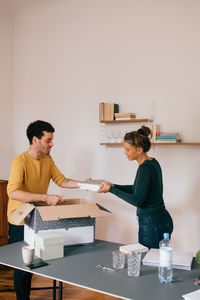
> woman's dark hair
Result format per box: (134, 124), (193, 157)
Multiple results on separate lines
(124, 126), (152, 153)
(26, 120), (55, 144)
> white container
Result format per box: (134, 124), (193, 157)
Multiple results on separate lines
(35, 231), (64, 261)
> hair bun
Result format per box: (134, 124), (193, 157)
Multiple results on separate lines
(138, 126), (151, 137)
(137, 128), (145, 135)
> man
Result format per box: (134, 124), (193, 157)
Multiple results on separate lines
(7, 120), (79, 300)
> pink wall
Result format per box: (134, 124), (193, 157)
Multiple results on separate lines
(3, 0), (200, 253)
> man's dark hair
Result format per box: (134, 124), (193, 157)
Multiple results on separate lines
(26, 120), (55, 144)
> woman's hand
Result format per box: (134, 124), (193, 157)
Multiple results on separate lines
(98, 181), (113, 193)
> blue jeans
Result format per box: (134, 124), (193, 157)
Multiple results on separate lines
(138, 209), (173, 249)
(8, 223), (33, 300)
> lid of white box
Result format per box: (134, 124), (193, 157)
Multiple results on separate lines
(35, 231), (64, 246)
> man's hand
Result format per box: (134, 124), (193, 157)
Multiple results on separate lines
(45, 194), (64, 206)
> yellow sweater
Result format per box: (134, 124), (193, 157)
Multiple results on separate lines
(7, 152), (65, 225)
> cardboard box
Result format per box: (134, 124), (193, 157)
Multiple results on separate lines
(35, 231), (64, 260)
(9, 198), (107, 246)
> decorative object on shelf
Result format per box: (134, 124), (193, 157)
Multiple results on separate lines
(99, 125), (126, 144)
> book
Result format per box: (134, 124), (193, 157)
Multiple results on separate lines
(103, 103), (111, 121)
(142, 248), (194, 270)
(119, 243), (148, 254)
(110, 103), (119, 120)
(115, 117), (135, 121)
(156, 136), (177, 140)
(101, 103), (119, 121)
(78, 180), (102, 192)
(182, 289), (200, 300)
(114, 112), (136, 118)
(154, 140), (178, 143)
(158, 132), (179, 136)
(99, 102), (104, 122)
(152, 124), (160, 142)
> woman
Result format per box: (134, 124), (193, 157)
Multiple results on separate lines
(99, 125), (173, 248)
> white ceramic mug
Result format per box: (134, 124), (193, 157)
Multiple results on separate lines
(22, 245), (35, 265)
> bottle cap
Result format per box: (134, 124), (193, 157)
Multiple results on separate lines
(163, 233), (169, 240)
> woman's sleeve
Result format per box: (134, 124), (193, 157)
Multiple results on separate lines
(109, 165), (151, 208)
(113, 184), (133, 194)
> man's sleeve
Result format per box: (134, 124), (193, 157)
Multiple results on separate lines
(50, 159), (65, 186)
(7, 157), (24, 197)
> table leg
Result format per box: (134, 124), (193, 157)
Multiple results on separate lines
(53, 279), (57, 300)
(59, 281), (63, 300)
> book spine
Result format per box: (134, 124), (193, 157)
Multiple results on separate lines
(103, 103), (110, 121)
(108, 103), (119, 120)
(99, 102), (104, 121)
(114, 104), (119, 114)
(115, 117), (136, 120)
(115, 113), (136, 118)
(156, 136), (177, 139)
(152, 124), (160, 142)
(154, 140), (177, 143)
(157, 132), (178, 136)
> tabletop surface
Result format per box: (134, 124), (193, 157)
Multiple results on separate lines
(0, 240), (200, 300)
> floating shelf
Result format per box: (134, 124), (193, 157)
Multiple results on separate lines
(100, 142), (200, 147)
(100, 118), (153, 124)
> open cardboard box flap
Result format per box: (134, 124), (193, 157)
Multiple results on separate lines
(9, 198), (107, 225)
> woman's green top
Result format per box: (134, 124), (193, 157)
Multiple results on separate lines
(109, 158), (165, 216)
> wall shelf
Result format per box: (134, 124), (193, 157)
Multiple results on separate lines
(100, 118), (153, 124)
(99, 115), (200, 146)
(100, 142), (200, 147)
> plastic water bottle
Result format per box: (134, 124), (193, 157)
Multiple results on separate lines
(158, 233), (173, 284)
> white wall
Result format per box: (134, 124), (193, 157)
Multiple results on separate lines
(0, 2), (14, 179)
(7, 0), (200, 253)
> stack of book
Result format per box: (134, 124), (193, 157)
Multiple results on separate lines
(142, 248), (193, 270)
(99, 103), (119, 121)
(78, 180), (102, 192)
(155, 132), (182, 143)
(152, 124), (182, 143)
(114, 112), (136, 120)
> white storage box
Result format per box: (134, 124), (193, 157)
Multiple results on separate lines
(35, 231), (64, 260)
